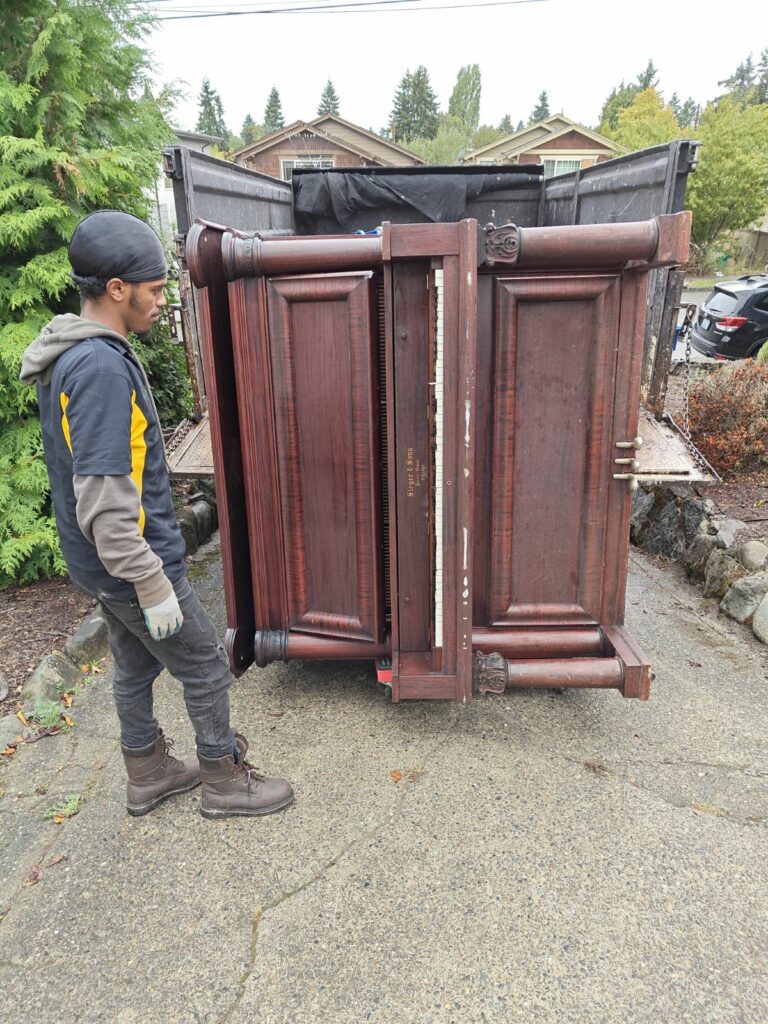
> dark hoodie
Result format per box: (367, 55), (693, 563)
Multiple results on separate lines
(20, 315), (185, 604)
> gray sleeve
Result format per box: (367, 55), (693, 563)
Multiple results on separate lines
(73, 475), (173, 607)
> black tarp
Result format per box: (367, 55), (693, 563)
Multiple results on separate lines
(293, 166), (543, 233)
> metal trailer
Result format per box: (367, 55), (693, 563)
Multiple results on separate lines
(164, 139), (704, 484)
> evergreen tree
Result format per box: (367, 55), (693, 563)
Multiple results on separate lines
(678, 98), (699, 129)
(637, 59), (659, 90)
(528, 90), (550, 124)
(263, 86), (285, 133)
(0, 0), (183, 585)
(241, 114), (259, 145)
(717, 52), (768, 105)
(516, 119), (525, 131)
(757, 49), (768, 105)
(391, 66), (439, 142)
(196, 78), (227, 138)
(448, 64), (481, 136)
(497, 114), (514, 134)
(317, 79), (340, 116)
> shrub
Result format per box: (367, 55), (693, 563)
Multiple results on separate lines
(688, 361), (768, 477)
(757, 341), (768, 365)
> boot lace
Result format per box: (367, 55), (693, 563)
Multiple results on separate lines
(160, 735), (177, 768)
(232, 753), (265, 789)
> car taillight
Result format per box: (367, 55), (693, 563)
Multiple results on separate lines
(715, 316), (747, 333)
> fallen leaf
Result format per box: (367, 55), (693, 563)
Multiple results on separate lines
(62, 714), (74, 728)
(25, 726), (61, 744)
(46, 854), (68, 867)
(390, 770), (403, 784)
(23, 865), (42, 886)
(406, 769), (426, 783)
(91, 760), (107, 770)
(16, 710), (29, 727)
(62, 692), (74, 708)
(52, 814), (65, 825)
(1, 747), (16, 757)
(688, 659), (703, 668)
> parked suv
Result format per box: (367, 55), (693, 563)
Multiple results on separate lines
(690, 275), (768, 359)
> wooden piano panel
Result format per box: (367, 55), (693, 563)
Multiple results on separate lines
(488, 274), (621, 627)
(267, 272), (384, 643)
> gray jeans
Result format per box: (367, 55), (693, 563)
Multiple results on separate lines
(98, 575), (236, 759)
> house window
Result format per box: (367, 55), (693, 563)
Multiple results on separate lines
(281, 158), (334, 180)
(542, 158), (582, 177)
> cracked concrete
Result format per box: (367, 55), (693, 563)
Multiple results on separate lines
(0, 539), (766, 1023)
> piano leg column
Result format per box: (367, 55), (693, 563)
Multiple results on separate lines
(472, 651), (625, 694)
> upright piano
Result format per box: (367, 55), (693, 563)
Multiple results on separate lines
(187, 213), (691, 702)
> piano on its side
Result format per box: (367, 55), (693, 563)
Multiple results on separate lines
(187, 213), (691, 702)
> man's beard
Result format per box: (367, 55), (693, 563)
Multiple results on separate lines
(134, 328), (152, 342)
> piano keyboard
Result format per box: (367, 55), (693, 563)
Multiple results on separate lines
(433, 269), (444, 650)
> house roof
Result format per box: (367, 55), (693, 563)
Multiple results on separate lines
(463, 114), (623, 162)
(174, 128), (226, 146)
(310, 113), (423, 163)
(231, 115), (422, 165)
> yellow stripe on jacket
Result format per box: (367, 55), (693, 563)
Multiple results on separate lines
(130, 390), (148, 536)
(60, 393), (73, 455)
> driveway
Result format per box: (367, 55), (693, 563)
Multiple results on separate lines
(0, 540), (766, 1024)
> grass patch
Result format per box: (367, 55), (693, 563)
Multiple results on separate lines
(45, 793), (83, 823)
(30, 699), (69, 730)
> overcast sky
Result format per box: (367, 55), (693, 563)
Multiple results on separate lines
(147, 0), (766, 137)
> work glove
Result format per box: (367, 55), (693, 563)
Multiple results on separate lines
(141, 591), (183, 640)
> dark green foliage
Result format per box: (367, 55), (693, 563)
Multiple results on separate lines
(497, 114), (514, 134)
(0, 0), (178, 586)
(598, 60), (661, 133)
(263, 87), (284, 133)
(195, 78), (227, 139)
(718, 50), (768, 105)
(528, 90), (550, 124)
(317, 80), (340, 116)
(391, 66), (439, 143)
(241, 113), (260, 145)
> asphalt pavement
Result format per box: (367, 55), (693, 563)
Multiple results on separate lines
(0, 537), (766, 1024)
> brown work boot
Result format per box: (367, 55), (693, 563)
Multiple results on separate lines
(122, 729), (200, 817)
(198, 734), (294, 820)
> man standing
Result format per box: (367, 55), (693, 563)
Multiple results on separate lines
(20, 210), (293, 820)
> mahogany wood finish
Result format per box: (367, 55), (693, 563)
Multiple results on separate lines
(185, 223), (254, 674)
(266, 272), (384, 643)
(189, 213), (692, 701)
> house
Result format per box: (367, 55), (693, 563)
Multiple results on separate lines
(153, 128), (226, 241)
(462, 114), (624, 175)
(232, 114), (423, 180)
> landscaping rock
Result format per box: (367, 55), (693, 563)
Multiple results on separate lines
(720, 572), (768, 624)
(681, 497), (711, 546)
(0, 670), (8, 703)
(683, 530), (718, 581)
(20, 653), (82, 706)
(189, 499), (216, 543)
(642, 500), (684, 560)
(64, 612), (108, 667)
(752, 595), (768, 644)
(738, 540), (768, 573)
(630, 488), (656, 542)
(703, 549), (747, 600)
(715, 518), (749, 550)
(0, 713), (24, 750)
(176, 507), (199, 556)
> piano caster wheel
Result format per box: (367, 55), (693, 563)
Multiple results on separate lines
(383, 684), (392, 702)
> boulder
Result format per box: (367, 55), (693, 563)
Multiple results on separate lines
(0, 670), (8, 703)
(0, 713), (24, 750)
(753, 595), (768, 644)
(21, 653), (82, 705)
(630, 488), (656, 543)
(715, 518), (749, 550)
(738, 540), (768, 573)
(683, 530), (718, 581)
(64, 612), (108, 667)
(189, 499), (217, 543)
(176, 507), (199, 555)
(720, 571), (768, 624)
(642, 500), (684, 560)
(703, 549), (747, 599)
(681, 497), (711, 546)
